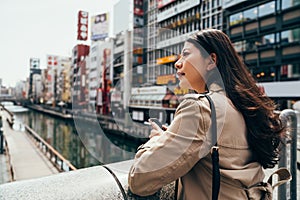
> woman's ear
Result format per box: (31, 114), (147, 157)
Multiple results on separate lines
(207, 53), (217, 71)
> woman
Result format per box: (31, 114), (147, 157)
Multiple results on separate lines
(128, 29), (284, 199)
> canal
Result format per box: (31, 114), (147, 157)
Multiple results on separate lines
(8, 105), (138, 169)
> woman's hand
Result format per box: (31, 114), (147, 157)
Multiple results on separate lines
(149, 119), (167, 139)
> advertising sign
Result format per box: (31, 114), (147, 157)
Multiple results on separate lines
(91, 13), (109, 41)
(156, 74), (176, 85)
(157, 0), (176, 9)
(30, 58), (40, 69)
(47, 55), (58, 66)
(134, 16), (144, 27)
(134, 0), (144, 16)
(77, 11), (89, 41)
(156, 55), (178, 65)
(223, 0), (247, 9)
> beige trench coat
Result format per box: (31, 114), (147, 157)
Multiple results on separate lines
(128, 84), (265, 200)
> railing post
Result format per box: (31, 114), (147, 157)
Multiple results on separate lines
(278, 109), (297, 200)
(0, 116), (3, 154)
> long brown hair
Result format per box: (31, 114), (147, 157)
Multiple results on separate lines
(187, 29), (284, 169)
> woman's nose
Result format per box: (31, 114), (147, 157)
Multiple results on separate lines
(175, 59), (182, 69)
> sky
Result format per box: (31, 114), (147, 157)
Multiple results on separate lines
(0, 0), (118, 87)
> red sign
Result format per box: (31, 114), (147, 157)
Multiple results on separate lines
(77, 11), (89, 41)
(47, 55), (58, 66)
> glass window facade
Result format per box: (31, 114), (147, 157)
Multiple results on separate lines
(282, 0), (300, 10)
(230, 12), (243, 25)
(244, 7), (257, 21)
(258, 1), (275, 17)
(281, 27), (300, 44)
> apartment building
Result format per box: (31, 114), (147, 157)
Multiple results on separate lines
(223, 0), (300, 108)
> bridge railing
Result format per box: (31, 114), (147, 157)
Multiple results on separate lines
(25, 125), (77, 172)
(0, 105), (14, 126)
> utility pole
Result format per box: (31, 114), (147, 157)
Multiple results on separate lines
(124, 30), (132, 126)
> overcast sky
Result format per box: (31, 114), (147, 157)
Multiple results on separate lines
(0, 0), (118, 87)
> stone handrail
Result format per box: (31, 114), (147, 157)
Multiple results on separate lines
(0, 159), (175, 200)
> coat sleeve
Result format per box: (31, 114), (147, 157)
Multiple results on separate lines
(128, 98), (212, 196)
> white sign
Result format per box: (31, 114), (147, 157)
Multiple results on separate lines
(157, 0), (200, 22)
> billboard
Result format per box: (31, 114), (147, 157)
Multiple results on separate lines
(223, 0), (247, 9)
(157, 0), (176, 9)
(77, 11), (89, 41)
(47, 55), (58, 66)
(91, 13), (109, 41)
(30, 58), (40, 69)
(113, 0), (130, 35)
(134, 0), (144, 16)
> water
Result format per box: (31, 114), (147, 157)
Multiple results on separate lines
(11, 108), (137, 169)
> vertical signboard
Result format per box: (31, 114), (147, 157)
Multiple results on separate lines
(91, 13), (109, 41)
(77, 11), (89, 41)
(113, 0), (130, 35)
(30, 58), (40, 69)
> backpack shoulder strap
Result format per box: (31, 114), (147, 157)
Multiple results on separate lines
(267, 167), (292, 189)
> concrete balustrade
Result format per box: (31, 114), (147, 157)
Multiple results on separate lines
(0, 159), (175, 200)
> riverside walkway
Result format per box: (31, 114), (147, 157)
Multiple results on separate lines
(0, 109), (59, 181)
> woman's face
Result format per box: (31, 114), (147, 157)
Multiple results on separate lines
(175, 41), (211, 93)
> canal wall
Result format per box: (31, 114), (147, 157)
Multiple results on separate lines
(27, 103), (150, 143)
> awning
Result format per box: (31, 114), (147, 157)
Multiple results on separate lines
(131, 95), (153, 101)
(149, 94), (165, 100)
(131, 94), (165, 101)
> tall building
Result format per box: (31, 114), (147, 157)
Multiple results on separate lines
(71, 44), (90, 108)
(89, 40), (103, 112)
(46, 55), (71, 106)
(223, 0), (300, 108)
(59, 57), (72, 106)
(154, 0), (202, 84)
(145, 0), (158, 84)
(127, 0), (205, 124)
(89, 39), (113, 114)
(28, 58), (41, 102)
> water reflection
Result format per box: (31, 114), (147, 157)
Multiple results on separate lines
(13, 109), (137, 169)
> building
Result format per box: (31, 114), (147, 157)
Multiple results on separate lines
(223, 0), (300, 108)
(126, 0), (206, 124)
(60, 57), (72, 107)
(71, 44), (90, 108)
(28, 58), (41, 103)
(89, 39), (113, 114)
(88, 41), (103, 112)
(15, 80), (27, 100)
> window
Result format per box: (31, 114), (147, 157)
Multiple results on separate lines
(259, 1), (275, 17)
(282, 0), (300, 10)
(253, 66), (276, 82)
(261, 34), (275, 45)
(246, 38), (259, 51)
(230, 12), (243, 26)
(217, 13), (222, 24)
(233, 40), (246, 52)
(292, 63), (300, 78)
(243, 7), (257, 21)
(212, 15), (216, 26)
(281, 28), (300, 44)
